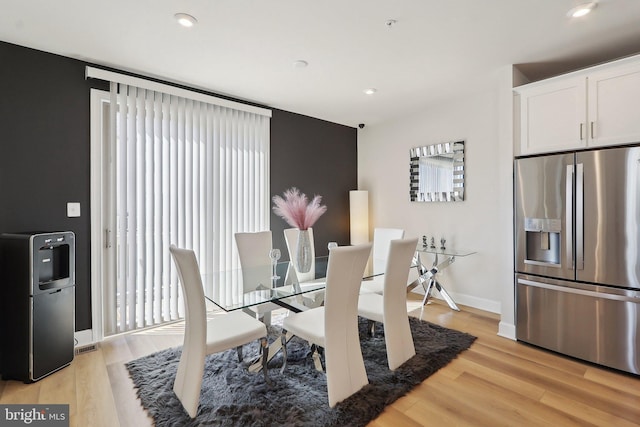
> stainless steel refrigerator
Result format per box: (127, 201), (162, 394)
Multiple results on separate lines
(515, 146), (640, 375)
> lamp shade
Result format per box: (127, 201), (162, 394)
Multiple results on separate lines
(349, 190), (369, 245)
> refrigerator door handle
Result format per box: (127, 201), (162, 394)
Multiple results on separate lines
(517, 278), (640, 303)
(576, 163), (584, 270)
(566, 164), (574, 269)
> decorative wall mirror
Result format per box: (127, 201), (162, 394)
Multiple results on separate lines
(409, 140), (465, 202)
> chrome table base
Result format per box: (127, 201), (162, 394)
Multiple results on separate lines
(409, 247), (475, 312)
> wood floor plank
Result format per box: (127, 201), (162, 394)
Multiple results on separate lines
(367, 405), (424, 427)
(37, 362), (77, 425)
(0, 379), (41, 404)
(427, 373), (557, 427)
(432, 357), (465, 380)
(100, 335), (134, 366)
(124, 333), (159, 362)
(541, 390), (640, 427)
(452, 372), (594, 427)
(74, 348), (119, 427)
(449, 356), (546, 400)
(472, 340), (589, 377)
(420, 377), (526, 427)
(462, 346), (640, 423)
(583, 366), (640, 397)
(379, 390), (418, 413)
(472, 341), (639, 408)
(107, 362), (152, 427)
(404, 382), (480, 426)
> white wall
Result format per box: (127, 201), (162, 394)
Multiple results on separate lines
(358, 67), (515, 338)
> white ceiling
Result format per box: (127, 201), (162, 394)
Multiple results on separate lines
(3, 0), (640, 128)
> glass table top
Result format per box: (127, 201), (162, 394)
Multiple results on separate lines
(203, 245), (475, 312)
(415, 244), (476, 257)
(202, 257), (330, 311)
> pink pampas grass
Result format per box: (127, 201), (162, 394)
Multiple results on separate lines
(272, 187), (327, 230)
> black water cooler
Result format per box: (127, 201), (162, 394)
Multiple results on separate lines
(0, 231), (75, 382)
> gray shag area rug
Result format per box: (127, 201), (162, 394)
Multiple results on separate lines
(126, 316), (476, 426)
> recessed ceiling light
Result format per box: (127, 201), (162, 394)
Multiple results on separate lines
(175, 13), (197, 27)
(293, 60), (309, 68)
(364, 88), (377, 95)
(567, 2), (597, 18)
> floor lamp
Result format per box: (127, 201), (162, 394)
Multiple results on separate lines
(349, 190), (369, 245)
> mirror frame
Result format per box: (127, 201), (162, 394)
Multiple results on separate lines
(409, 140), (465, 202)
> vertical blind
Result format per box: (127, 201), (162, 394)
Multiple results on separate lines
(105, 82), (270, 335)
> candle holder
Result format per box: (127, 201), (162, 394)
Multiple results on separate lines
(269, 248), (281, 284)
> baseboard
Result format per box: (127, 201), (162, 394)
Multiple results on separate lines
(409, 286), (501, 314)
(498, 322), (516, 340)
(409, 283), (515, 338)
(445, 291), (501, 314)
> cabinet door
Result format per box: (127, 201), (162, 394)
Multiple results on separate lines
(588, 62), (640, 147)
(519, 77), (587, 155)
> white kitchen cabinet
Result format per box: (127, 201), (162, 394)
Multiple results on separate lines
(587, 62), (640, 147)
(515, 55), (640, 155)
(517, 76), (587, 154)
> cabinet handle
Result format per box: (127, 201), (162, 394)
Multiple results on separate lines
(580, 123), (584, 140)
(590, 121), (595, 139)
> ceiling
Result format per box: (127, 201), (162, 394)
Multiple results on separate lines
(3, 0), (640, 128)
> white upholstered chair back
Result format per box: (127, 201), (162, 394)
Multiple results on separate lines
(234, 231), (273, 292)
(170, 245), (269, 418)
(382, 237), (418, 369)
(324, 243), (372, 406)
(372, 228), (405, 275)
(169, 246), (209, 417)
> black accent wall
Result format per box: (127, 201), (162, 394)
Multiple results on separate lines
(270, 110), (357, 257)
(0, 41), (357, 332)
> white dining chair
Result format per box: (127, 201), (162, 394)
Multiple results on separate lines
(280, 243), (373, 407)
(283, 227), (325, 308)
(169, 245), (270, 418)
(235, 231), (280, 325)
(360, 227), (405, 294)
(357, 237), (419, 370)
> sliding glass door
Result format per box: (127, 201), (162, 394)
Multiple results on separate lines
(92, 81), (270, 336)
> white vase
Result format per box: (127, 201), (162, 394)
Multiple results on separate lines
(296, 229), (312, 273)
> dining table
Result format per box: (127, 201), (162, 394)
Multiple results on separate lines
(199, 246), (464, 371)
(201, 256), (332, 371)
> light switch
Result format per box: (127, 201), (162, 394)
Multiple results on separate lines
(67, 202), (81, 218)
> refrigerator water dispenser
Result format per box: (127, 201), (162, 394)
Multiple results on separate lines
(524, 218), (561, 266)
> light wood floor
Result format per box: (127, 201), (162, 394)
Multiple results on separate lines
(2, 296), (639, 427)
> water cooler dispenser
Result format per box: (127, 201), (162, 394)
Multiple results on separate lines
(0, 231), (75, 382)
